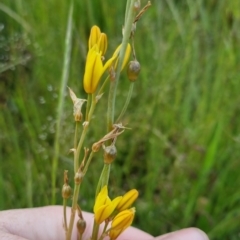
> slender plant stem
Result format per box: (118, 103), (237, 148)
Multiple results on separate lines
(107, 0), (136, 131)
(95, 163), (111, 198)
(74, 126), (88, 171)
(101, 164), (111, 189)
(98, 75), (110, 96)
(67, 94), (97, 239)
(116, 82), (135, 123)
(92, 220), (100, 240)
(85, 94), (91, 121)
(51, 0), (74, 204)
(82, 151), (95, 175)
(99, 221), (110, 240)
(66, 183), (81, 240)
(74, 123), (79, 149)
(74, 122), (79, 172)
(75, 93), (96, 170)
(63, 199), (68, 235)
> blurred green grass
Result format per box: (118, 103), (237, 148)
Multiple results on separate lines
(1, 0), (240, 239)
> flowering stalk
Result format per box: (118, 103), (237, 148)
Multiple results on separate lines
(95, 0), (137, 216)
(66, 94), (96, 240)
(107, 0), (137, 130)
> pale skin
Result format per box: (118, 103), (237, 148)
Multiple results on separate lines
(0, 206), (209, 240)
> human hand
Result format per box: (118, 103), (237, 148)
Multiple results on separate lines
(0, 206), (208, 240)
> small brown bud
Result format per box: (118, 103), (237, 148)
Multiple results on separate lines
(104, 145), (117, 164)
(75, 171), (83, 184)
(62, 184), (72, 199)
(127, 60), (141, 82)
(77, 219), (86, 235)
(92, 142), (101, 153)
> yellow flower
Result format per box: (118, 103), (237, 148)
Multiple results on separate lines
(116, 189), (138, 211)
(112, 43), (131, 71)
(109, 208), (135, 239)
(94, 186), (122, 224)
(83, 45), (116, 94)
(88, 25), (107, 56)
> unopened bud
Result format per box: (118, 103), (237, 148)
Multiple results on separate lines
(75, 171), (83, 184)
(62, 184), (72, 199)
(92, 142), (101, 152)
(127, 60), (141, 82)
(77, 219), (86, 235)
(104, 145), (117, 164)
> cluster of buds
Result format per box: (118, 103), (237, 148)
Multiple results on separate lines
(93, 185), (139, 239)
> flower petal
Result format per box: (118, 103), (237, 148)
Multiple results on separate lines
(88, 25), (101, 49)
(109, 208), (135, 239)
(94, 185), (108, 213)
(112, 43), (131, 71)
(83, 46), (104, 94)
(117, 189), (138, 211)
(94, 196), (122, 224)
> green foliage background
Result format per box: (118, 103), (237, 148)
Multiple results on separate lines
(1, 0), (240, 239)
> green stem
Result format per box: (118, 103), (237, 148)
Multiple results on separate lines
(91, 221), (100, 240)
(116, 82), (134, 123)
(82, 151), (95, 175)
(66, 183), (81, 240)
(95, 163), (111, 198)
(75, 94), (96, 171)
(67, 96), (96, 240)
(98, 75), (110, 96)
(107, 0), (136, 130)
(51, 0), (74, 204)
(63, 198), (68, 235)
(99, 221), (110, 240)
(74, 122), (79, 173)
(85, 94), (91, 121)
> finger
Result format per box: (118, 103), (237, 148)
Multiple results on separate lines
(117, 226), (153, 239)
(0, 206), (73, 240)
(153, 228), (209, 240)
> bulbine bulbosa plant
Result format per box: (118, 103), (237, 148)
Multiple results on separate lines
(59, 1), (151, 239)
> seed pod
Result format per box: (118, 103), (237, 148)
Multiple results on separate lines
(77, 219), (86, 235)
(75, 171), (83, 184)
(127, 60), (141, 82)
(104, 145), (117, 164)
(62, 184), (72, 199)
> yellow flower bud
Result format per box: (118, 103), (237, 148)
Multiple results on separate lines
(94, 186), (110, 212)
(112, 43), (131, 71)
(83, 46), (116, 94)
(88, 26), (107, 57)
(127, 60), (141, 82)
(88, 25), (101, 50)
(116, 189), (138, 211)
(109, 208), (135, 239)
(94, 196), (122, 224)
(98, 33), (107, 56)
